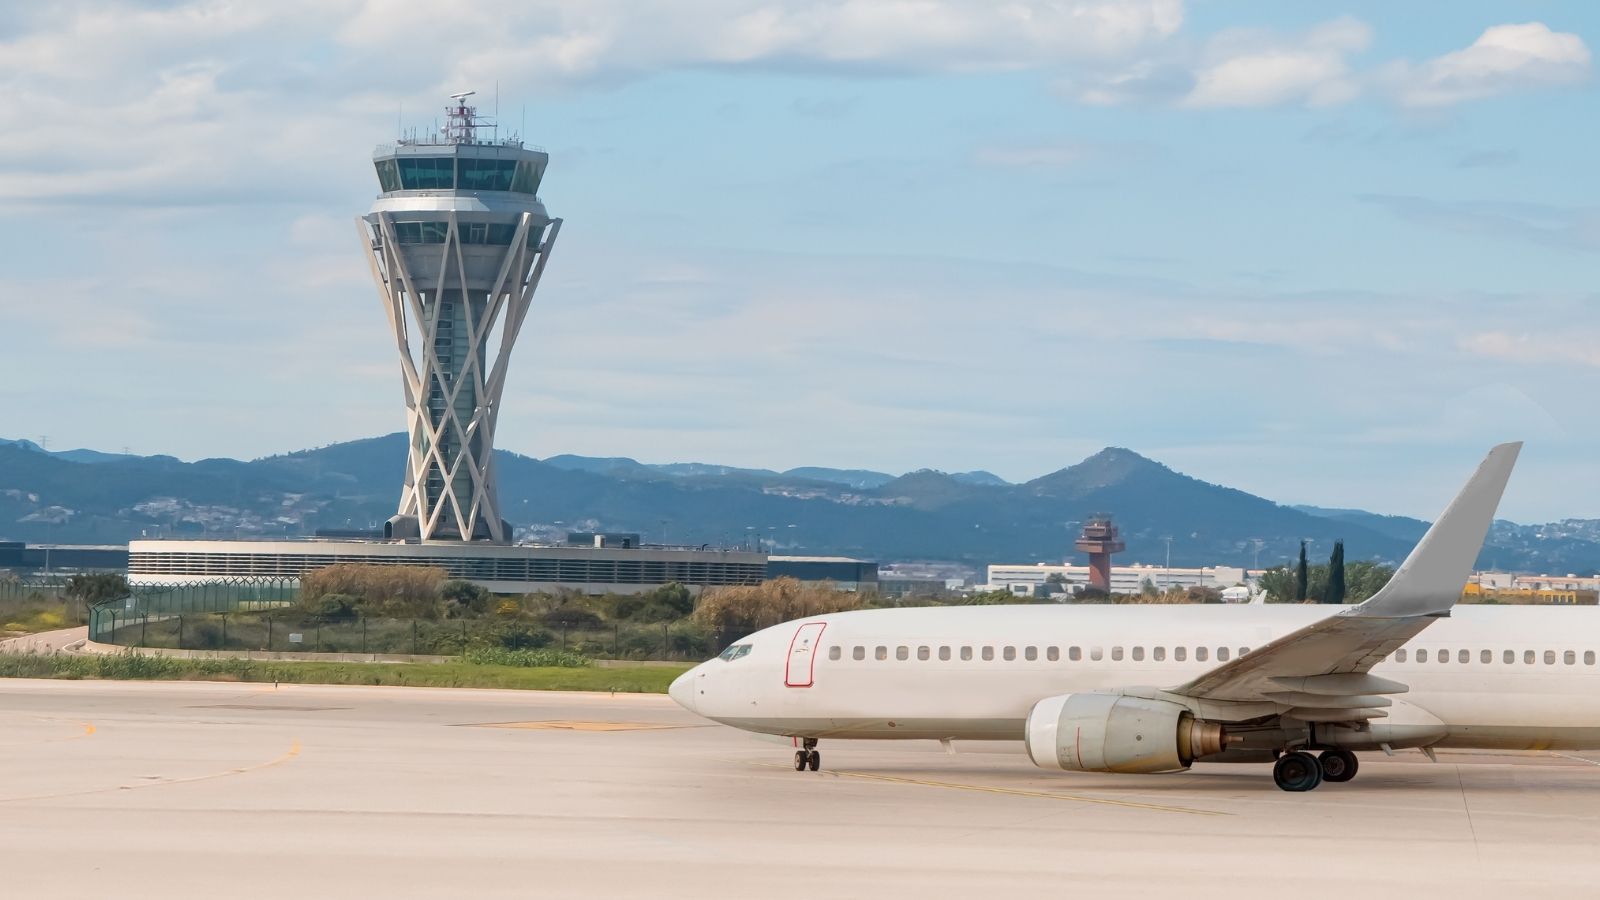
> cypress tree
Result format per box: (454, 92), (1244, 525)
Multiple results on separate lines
(1326, 540), (1347, 604)
(1295, 541), (1309, 602)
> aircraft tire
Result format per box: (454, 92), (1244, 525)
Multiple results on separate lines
(807, 750), (821, 771)
(1318, 750), (1358, 783)
(1273, 751), (1324, 792)
(794, 751), (808, 771)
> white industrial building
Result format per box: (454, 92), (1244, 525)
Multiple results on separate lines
(985, 562), (1254, 598)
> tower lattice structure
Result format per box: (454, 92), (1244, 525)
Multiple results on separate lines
(360, 93), (561, 543)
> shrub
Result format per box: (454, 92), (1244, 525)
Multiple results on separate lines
(693, 578), (864, 639)
(462, 647), (590, 668)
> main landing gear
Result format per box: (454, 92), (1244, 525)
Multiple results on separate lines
(793, 738), (821, 772)
(1272, 749), (1360, 791)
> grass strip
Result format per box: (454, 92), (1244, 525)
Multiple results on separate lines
(0, 653), (689, 694)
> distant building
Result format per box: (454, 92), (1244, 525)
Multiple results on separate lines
(986, 562), (1250, 597)
(1464, 577), (1598, 605)
(0, 542), (129, 574)
(765, 556), (879, 592)
(878, 577), (960, 599)
(128, 539), (765, 595)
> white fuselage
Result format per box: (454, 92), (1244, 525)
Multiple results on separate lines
(670, 604), (1600, 750)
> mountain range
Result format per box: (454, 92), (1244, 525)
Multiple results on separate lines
(2, 434), (1597, 575)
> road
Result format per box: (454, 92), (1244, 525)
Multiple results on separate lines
(2, 678), (1598, 898)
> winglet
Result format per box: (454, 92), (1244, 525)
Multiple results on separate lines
(1353, 442), (1521, 618)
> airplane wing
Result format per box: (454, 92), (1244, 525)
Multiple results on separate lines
(1166, 442), (1521, 720)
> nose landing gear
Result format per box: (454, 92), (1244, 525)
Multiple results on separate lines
(793, 738), (820, 772)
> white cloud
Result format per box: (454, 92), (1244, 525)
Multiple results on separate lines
(1182, 17), (1371, 108)
(338, 0), (1186, 85)
(1387, 22), (1591, 108)
(0, 1), (1186, 206)
(1459, 331), (1600, 369)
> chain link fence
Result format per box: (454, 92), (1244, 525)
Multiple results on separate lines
(86, 579), (718, 660)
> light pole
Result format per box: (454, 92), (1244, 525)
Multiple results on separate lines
(1162, 536), (1172, 588)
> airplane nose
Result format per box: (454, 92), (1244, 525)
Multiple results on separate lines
(669, 667), (697, 713)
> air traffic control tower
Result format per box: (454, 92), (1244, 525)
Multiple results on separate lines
(360, 93), (561, 543)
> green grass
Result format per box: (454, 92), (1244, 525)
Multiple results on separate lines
(0, 653), (690, 694)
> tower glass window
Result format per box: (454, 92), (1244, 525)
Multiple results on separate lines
(398, 156), (456, 190)
(459, 158), (518, 192)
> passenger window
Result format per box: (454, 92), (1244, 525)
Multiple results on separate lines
(1503, 650), (1514, 664)
(853, 646), (865, 661)
(1417, 649), (1428, 663)
(875, 646), (888, 661)
(1196, 647), (1208, 662)
(1090, 647), (1103, 661)
(1217, 647), (1230, 661)
(828, 646), (841, 661)
(1438, 649), (1449, 663)
(939, 646), (951, 661)
(1068, 646), (1081, 661)
(1545, 650), (1557, 665)
(1003, 647), (1016, 661)
(1111, 647), (1124, 661)
(1131, 646), (1144, 662)
(1525, 650), (1535, 664)
(960, 646), (973, 661)
(1174, 647), (1186, 662)
(1154, 647), (1166, 662)
(917, 646), (930, 661)
(1047, 647), (1060, 662)
(1396, 649), (1408, 662)
(982, 647), (995, 661)
(1587, 651), (1596, 666)
(1565, 650), (1576, 665)
(1459, 649), (1470, 664)
(896, 646), (909, 661)
(1240, 647), (1250, 657)
(1024, 646), (1038, 661)
(1480, 650), (1490, 664)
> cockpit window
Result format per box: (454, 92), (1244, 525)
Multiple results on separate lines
(718, 644), (753, 661)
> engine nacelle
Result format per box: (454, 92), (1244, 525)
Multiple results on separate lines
(1025, 693), (1225, 774)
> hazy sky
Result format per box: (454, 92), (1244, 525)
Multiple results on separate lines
(0, 1), (1596, 522)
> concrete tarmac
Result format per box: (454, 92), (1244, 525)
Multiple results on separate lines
(2, 678), (1598, 899)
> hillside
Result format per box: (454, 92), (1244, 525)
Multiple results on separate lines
(1, 435), (1596, 573)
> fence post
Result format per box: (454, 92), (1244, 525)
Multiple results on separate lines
(412, 620), (418, 655)
(461, 619), (467, 651)
(614, 623), (619, 657)
(221, 614), (228, 649)
(561, 624), (567, 652)
(362, 616), (368, 654)
(267, 617), (273, 652)
(662, 621), (669, 659)
(316, 618), (322, 652)
(140, 614), (147, 648)
(177, 616), (183, 650)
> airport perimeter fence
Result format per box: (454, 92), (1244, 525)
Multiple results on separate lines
(90, 612), (717, 659)
(86, 579), (718, 659)
(0, 578), (68, 601)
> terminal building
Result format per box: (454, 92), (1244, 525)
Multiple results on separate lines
(0, 542), (129, 574)
(127, 539), (765, 595)
(765, 556), (879, 592)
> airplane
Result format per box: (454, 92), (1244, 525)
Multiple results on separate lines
(667, 442), (1600, 791)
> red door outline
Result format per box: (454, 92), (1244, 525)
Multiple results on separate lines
(784, 622), (827, 688)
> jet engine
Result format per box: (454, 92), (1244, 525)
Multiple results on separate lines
(1025, 693), (1226, 774)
